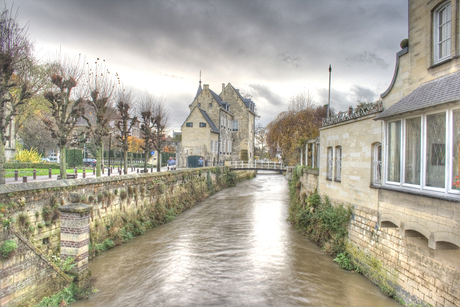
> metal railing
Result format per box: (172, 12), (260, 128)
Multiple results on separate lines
(229, 160), (286, 170)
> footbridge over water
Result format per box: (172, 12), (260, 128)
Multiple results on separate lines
(229, 161), (294, 174)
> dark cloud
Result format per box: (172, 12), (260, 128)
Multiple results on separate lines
(316, 84), (380, 112)
(248, 84), (284, 107)
(13, 0), (408, 129)
(345, 51), (390, 69)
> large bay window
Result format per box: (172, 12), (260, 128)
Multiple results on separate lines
(433, 2), (451, 64)
(385, 108), (460, 194)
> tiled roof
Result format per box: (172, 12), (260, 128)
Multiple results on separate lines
(199, 109), (220, 133)
(375, 70), (460, 120)
(209, 89), (225, 107)
(196, 83), (202, 98)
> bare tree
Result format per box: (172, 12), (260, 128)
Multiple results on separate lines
(137, 93), (170, 173)
(115, 89), (137, 174)
(288, 90), (315, 113)
(0, 5), (34, 184)
(42, 55), (85, 179)
(84, 58), (118, 177)
(255, 124), (267, 159)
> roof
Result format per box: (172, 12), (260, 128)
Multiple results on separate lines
(230, 84), (257, 115)
(199, 109), (220, 133)
(375, 70), (460, 120)
(195, 83), (202, 98)
(209, 89), (225, 107)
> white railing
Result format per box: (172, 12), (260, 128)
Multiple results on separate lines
(229, 160), (286, 170)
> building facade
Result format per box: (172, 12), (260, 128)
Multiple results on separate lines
(305, 1), (460, 306)
(180, 82), (257, 167)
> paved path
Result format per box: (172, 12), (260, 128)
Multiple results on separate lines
(5, 166), (174, 185)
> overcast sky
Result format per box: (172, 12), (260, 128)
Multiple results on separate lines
(14, 0), (408, 132)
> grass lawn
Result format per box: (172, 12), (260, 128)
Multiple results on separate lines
(4, 168), (95, 178)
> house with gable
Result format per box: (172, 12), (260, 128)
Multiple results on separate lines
(180, 81), (257, 167)
(302, 1), (460, 306)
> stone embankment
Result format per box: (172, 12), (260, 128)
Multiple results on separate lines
(0, 167), (254, 306)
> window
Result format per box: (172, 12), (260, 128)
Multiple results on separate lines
(384, 108), (460, 194)
(232, 121), (239, 131)
(335, 146), (342, 181)
(198, 103), (201, 107)
(327, 147), (333, 180)
(209, 103), (212, 108)
(433, 2), (451, 63)
(186, 122), (193, 127)
(199, 122), (207, 128)
(372, 143), (382, 185)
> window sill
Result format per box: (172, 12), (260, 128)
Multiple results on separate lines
(326, 178), (332, 181)
(379, 184), (460, 202)
(429, 57), (452, 70)
(334, 179), (341, 182)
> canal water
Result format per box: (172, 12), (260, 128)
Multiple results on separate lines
(72, 172), (400, 307)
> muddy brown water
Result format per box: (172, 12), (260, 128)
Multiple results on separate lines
(71, 172), (400, 307)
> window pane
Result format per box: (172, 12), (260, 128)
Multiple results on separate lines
(452, 110), (460, 190)
(388, 121), (401, 182)
(426, 112), (446, 188)
(405, 117), (421, 184)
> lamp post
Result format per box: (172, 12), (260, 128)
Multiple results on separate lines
(108, 132), (112, 176)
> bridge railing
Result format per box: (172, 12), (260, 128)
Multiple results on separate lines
(228, 160), (286, 170)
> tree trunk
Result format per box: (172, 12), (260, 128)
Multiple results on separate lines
(156, 151), (161, 172)
(123, 149), (128, 175)
(96, 141), (102, 177)
(59, 146), (67, 179)
(143, 151), (149, 173)
(0, 141), (6, 184)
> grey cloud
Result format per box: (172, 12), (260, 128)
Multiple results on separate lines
(345, 51), (390, 69)
(277, 52), (302, 68)
(248, 84), (284, 107)
(316, 84), (379, 112)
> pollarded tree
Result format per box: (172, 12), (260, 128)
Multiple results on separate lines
(255, 124), (267, 159)
(0, 5), (34, 184)
(42, 55), (85, 179)
(137, 92), (170, 173)
(114, 89), (137, 175)
(84, 58), (118, 177)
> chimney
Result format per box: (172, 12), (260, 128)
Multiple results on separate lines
(222, 83), (225, 92)
(203, 84), (209, 90)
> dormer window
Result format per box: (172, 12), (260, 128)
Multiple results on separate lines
(433, 2), (451, 64)
(198, 103), (201, 107)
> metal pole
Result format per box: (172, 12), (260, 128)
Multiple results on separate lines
(327, 64), (332, 117)
(108, 134), (111, 176)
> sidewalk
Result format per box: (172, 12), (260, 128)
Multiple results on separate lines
(5, 166), (172, 185)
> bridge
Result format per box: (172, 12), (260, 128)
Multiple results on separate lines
(228, 161), (293, 174)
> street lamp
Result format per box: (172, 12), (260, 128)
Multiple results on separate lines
(108, 132), (112, 176)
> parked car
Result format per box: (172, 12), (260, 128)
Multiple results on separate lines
(41, 157), (50, 162)
(47, 156), (60, 163)
(83, 158), (97, 167)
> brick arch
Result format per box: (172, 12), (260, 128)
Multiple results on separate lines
(379, 213), (400, 228)
(401, 221), (431, 242)
(432, 231), (460, 249)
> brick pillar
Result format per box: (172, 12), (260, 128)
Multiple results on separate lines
(58, 193), (92, 283)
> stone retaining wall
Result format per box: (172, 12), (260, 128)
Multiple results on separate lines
(0, 167), (254, 306)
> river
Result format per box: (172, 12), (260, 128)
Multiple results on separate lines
(72, 172), (400, 307)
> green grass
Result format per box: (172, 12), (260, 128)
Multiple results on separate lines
(4, 168), (95, 178)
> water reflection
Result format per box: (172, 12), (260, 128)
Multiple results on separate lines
(72, 172), (399, 307)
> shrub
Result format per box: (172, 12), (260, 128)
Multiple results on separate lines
(334, 252), (355, 271)
(12, 147), (43, 163)
(1, 239), (18, 258)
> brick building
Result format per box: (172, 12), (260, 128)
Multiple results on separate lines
(180, 81), (257, 167)
(302, 1), (460, 306)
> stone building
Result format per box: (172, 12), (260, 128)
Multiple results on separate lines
(303, 1), (460, 306)
(180, 81), (257, 167)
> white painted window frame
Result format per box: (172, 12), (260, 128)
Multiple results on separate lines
(433, 2), (451, 64)
(335, 146), (342, 182)
(372, 143), (382, 185)
(383, 107), (460, 195)
(326, 146), (333, 180)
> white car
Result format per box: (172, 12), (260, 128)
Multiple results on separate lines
(47, 156), (60, 163)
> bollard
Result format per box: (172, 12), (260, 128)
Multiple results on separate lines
(33, 169), (36, 180)
(137, 169), (139, 173)
(23, 176), (27, 183)
(49, 168), (52, 179)
(14, 170), (18, 181)
(83, 168), (86, 179)
(93, 167), (95, 175)
(74, 167), (78, 175)
(108, 168), (111, 176)
(119, 169), (122, 175)
(102, 166), (104, 174)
